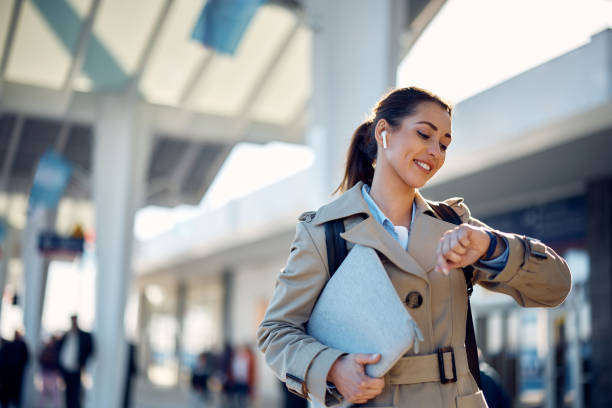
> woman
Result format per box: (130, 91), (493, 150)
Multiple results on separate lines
(257, 87), (571, 407)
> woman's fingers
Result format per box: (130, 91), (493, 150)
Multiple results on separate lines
(329, 353), (385, 404)
(436, 226), (473, 274)
(443, 250), (462, 264)
(450, 230), (468, 254)
(359, 377), (385, 391)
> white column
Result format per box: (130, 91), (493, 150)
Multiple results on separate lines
(0, 225), (15, 322)
(21, 206), (55, 406)
(545, 309), (556, 408)
(306, 0), (404, 203)
(90, 95), (151, 408)
(567, 288), (583, 408)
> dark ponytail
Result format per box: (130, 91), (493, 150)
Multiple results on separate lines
(336, 87), (452, 194)
(337, 120), (378, 193)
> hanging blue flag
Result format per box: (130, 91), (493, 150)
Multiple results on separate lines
(0, 219), (6, 246)
(191, 0), (267, 55)
(29, 150), (72, 210)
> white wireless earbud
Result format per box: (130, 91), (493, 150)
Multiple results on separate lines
(381, 130), (388, 149)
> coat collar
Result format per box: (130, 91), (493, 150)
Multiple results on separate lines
(311, 182), (458, 284)
(310, 181), (370, 226)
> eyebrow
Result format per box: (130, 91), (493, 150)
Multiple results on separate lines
(416, 121), (452, 139)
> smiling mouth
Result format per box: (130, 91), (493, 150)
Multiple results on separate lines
(414, 160), (432, 172)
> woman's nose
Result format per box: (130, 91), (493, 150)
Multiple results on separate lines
(427, 140), (441, 157)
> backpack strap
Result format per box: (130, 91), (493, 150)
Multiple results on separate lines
(427, 201), (482, 389)
(324, 219), (347, 278)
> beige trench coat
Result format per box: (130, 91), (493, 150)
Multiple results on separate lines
(257, 182), (571, 408)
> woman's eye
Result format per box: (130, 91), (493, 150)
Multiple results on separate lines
(417, 130), (430, 139)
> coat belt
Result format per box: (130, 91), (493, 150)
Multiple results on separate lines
(388, 346), (470, 385)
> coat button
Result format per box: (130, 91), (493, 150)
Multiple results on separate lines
(405, 291), (423, 309)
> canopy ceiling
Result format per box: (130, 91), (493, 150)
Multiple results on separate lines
(0, 0), (444, 232)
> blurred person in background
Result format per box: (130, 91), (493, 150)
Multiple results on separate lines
(219, 343), (234, 406)
(478, 349), (511, 408)
(258, 87), (572, 407)
(122, 342), (137, 408)
(57, 315), (94, 408)
(38, 335), (62, 408)
(0, 330), (29, 408)
(228, 344), (256, 408)
(190, 352), (212, 407)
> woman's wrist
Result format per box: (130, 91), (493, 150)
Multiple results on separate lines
(480, 230), (497, 260)
(480, 230), (507, 260)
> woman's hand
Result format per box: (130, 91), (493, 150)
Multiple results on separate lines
(435, 224), (495, 275)
(327, 353), (385, 404)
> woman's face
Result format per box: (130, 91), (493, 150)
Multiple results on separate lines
(378, 101), (451, 189)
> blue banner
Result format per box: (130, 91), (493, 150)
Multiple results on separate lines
(191, 0), (266, 55)
(38, 232), (84, 254)
(0, 219), (6, 245)
(29, 150), (72, 209)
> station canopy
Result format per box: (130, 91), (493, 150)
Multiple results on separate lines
(0, 0), (442, 231)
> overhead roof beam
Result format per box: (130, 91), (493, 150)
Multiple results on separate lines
(60, 0), (101, 111)
(1, 81), (295, 143)
(0, 114), (24, 192)
(169, 143), (201, 196)
(178, 52), (215, 108)
(55, 121), (71, 154)
(128, 0), (174, 97)
(0, 0), (24, 102)
(51, 0), (101, 158)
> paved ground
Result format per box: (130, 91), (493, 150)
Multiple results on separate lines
(132, 378), (192, 408)
(131, 378), (278, 408)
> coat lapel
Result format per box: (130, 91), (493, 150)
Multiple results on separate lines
(340, 216), (430, 284)
(311, 183), (459, 284)
(408, 211), (459, 272)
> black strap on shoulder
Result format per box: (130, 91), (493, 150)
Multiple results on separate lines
(427, 200), (482, 389)
(324, 219), (347, 277)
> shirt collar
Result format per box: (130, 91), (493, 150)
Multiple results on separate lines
(361, 184), (416, 230)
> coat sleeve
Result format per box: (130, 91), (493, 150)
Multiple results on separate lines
(256, 221), (346, 405)
(448, 198), (572, 308)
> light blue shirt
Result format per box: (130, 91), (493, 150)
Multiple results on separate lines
(361, 184), (508, 271)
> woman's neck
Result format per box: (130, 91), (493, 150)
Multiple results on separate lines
(369, 170), (415, 227)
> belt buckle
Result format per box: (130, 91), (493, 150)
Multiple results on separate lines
(437, 347), (457, 384)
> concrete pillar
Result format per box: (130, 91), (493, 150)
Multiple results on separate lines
(91, 95), (151, 408)
(222, 269), (234, 344)
(0, 225), (15, 322)
(21, 206), (56, 406)
(136, 288), (152, 373)
(545, 309), (556, 408)
(306, 0), (404, 202)
(567, 289), (584, 408)
(175, 281), (186, 382)
(586, 178), (612, 408)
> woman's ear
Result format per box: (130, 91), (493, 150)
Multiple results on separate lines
(374, 119), (389, 149)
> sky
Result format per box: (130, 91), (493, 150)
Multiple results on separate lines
(396, 0), (612, 104)
(134, 0), (612, 240)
